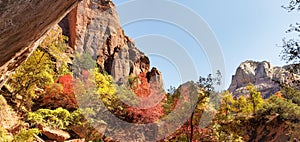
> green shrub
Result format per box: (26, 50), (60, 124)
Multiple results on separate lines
(28, 108), (83, 130)
(12, 128), (40, 142)
(0, 127), (13, 142)
(259, 95), (300, 120)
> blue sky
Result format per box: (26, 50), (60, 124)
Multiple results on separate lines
(112, 0), (300, 90)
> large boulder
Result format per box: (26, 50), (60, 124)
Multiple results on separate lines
(37, 124), (71, 142)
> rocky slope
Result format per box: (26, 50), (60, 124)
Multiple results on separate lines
(228, 60), (300, 98)
(0, 0), (80, 88)
(0, 95), (20, 132)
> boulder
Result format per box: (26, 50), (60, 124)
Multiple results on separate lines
(38, 125), (71, 142)
(37, 124), (71, 142)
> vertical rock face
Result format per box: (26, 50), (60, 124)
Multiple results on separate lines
(0, 0), (79, 88)
(63, 0), (163, 87)
(228, 60), (300, 98)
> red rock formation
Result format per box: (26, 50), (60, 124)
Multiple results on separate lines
(0, 0), (80, 88)
(61, 0), (163, 88)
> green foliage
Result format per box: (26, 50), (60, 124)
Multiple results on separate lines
(281, 86), (300, 105)
(282, 0), (300, 11)
(168, 133), (188, 142)
(246, 83), (264, 114)
(5, 27), (72, 114)
(280, 0), (300, 66)
(7, 48), (55, 113)
(28, 108), (83, 130)
(257, 93), (300, 139)
(40, 30), (72, 76)
(12, 128), (40, 142)
(94, 68), (115, 96)
(74, 53), (96, 71)
(217, 91), (235, 121)
(211, 123), (244, 142)
(58, 62), (72, 76)
(0, 127), (13, 142)
(0, 126), (40, 142)
(127, 75), (138, 89)
(92, 68), (127, 114)
(260, 95), (300, 121)
(237, 96), (252, 115)
(197, 70), (222, 92)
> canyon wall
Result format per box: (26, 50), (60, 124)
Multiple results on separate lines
(62, 0), (163, 88)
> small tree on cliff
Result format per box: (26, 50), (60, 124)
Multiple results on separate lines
(237, 95), (252, 116)
(246, 83), (264, 114)
(7, 48), (54, 114)
(186, 71), (221, 142)
(217, 91), (235, 121)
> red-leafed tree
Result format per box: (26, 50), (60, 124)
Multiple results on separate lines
(132, 73), (151, 98)
(126, 73), (165, 123)
(40, 75), (78, 110)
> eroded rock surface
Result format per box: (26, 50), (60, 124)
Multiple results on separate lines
(0, 95), (19, 130)
(63, 0), (163, 88)
(229, 60), (300, 98)
(0, 0), (80, 88)
(37, 124), (71, 142)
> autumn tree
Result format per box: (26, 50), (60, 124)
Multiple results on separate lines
(39, 75), (78, 111)
(184, 71), (222, 142)
(5, 27), (72, 114)
(6, 48), (55, 114)
(246, 83), (264, 114)
(217, 91), (235, 121)
(237, 96), (252, 116)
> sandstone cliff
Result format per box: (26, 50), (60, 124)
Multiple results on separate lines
(60, 0), (163, 88)
(228, 60), (300, 98)
(0, 0), (163, 94)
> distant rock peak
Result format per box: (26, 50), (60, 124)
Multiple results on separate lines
(228, 60), (300, 98)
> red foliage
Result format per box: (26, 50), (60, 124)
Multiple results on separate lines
(56, 74), (74, 94)
(41, 75), (78, 110)
(127, 73), (165, 123)
(127, 103), (165, 123)
(132, 73), (150, 97)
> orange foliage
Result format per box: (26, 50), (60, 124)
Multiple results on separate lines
(127, 73), (165, 123)
(275, 91), (283, 99)
(41, 75), (78, 110)
(132, 73), (150, 97)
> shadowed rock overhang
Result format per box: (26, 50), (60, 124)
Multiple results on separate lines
(0, 0), (80, 87)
